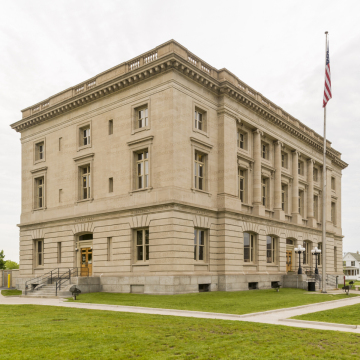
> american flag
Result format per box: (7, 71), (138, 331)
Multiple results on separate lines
(323, 41), (332, 107)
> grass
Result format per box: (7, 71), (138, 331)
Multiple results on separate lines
(0, 305), (360, 359)
(292, 303), (360, 326)
(67, 288), (357, 315)
(1, 289), (22, 296)
(338, 280), (360, 289)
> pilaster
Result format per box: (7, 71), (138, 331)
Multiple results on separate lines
(291, 150), (302, 224)
(253, 129), (265, 216)
(307, 159), (317, 227)
(274, 140), (285, 220)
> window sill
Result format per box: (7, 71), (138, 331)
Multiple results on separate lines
(132, 263), (149, 267)
(266, 264), (279, 267)
(34, 267), (44, 270)
(193, 128), (209, 138)
(34, 159), (45, 165)
(32, 207), (46, 212)
(77, 144), (92, 152)
(129, 187), (153, 195)
(76, 198), (94, 204)
(191, 188), (211, 197)
(243, 263), (257, 266)
(132, 126), (150, 135)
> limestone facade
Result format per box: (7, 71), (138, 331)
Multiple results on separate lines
(11, 40), (347, 294)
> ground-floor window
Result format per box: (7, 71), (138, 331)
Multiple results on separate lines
(194, 229), (206, 261)
(244, 232), (255, 263)
(135, 229), (149, 262)
(266, 236), (276, 263)
(303, 241), (311, 265)
(35, 240), (44, 267)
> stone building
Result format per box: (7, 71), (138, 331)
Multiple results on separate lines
(11, 40), (347, 294)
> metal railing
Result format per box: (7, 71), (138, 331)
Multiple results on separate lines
(55, 267), (89, 296)
(24, 268), (62, 295)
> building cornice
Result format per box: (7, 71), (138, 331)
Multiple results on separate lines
(10, 40), (348, 169)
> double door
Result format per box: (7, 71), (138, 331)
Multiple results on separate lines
(81, 247), (92, 276)
(286, 250), (292, 272)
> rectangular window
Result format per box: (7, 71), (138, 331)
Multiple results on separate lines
(108, 120), (113, 135)
(36, 240), (44, 267)
(107, 237), (112, 261)
(314, 196), (318, 221)
(81, 165), (91, 200)
(262, 178), (267, 207)
(266, 236), (276, 264)
(281, 153), (288, 168)
(318, 242), (322, 266)
(137, 150), (149, 189)
(109, 177), (113, 193)
(57, 242), (61, 263)
(135, 229), (149, 262)
(194, 229), (206, 261)
(303, 241), (311, 265)
(331, 177), (336, 191)
(80, 126), (91, 146)
(35, 177), (44, 209)
(298, 190), (304, 216)
(313, 168), (318, 182)
(262, 143), (268, 160)
(298, 161), (303, 175)
(138, 108), (148, 129)
(351, 261), (355, 267)
(281, 185), (287, 212)
(237, 131), (245, 149)
(194, 152), (205, 190)
(331, 202), (336, 225)
(194, 110), (203, 131)
(59, 137), (62, 151)
(343, 261), (346, 266)
(238, 168), (245, 202)
(36, 142), (44, 161)
(59, 189), (62, 203)
(244, 232), (255, 263)
(334, 246), (337, 271)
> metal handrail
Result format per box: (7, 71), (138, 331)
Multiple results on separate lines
(55, 267), (89, 296)
(24, 268), (61, 295)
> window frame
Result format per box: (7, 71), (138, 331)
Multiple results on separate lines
(194, 228), (207, 262)
(73, 153), (95, 202)
(33, 138), (46, 164)
(317, 242), (322, 265)
(237, 130), (248, 150)
(266, 236), (277, 264)
(131, 98), (151, 134)
(238, 167), (247, 203)
(331, 177), (336, 191)
(109, 177), (114, 193)
(331, 201), (336, 225)
(314, 195), (319, 221)
(192, 101), (209, 137)
(77, 121), (92, 151)
(261, 177), (269, 208)
(298, 161), (304, 176)
(281, 184), (288, 213)
(281, 152), (288, 169)
(303, 241), (311, 265)
(244, 232), (256, 264)
(108, 119), (114, 135)
(31, 167), (47, 210)
(107, 237), (112, 261)
(57, 242), (61, 263)
(35, 239), (44, 268)
(127, 136), (154, 193)
(313, 168), (318, 182)
(298, 189), (304, 216)
(134, 228), (149, 263)
(261, 142), (269, 160)
(136, 150), (149, 190)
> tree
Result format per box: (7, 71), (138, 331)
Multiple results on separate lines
(5, 260), (19, 270)
(0, 250), (5, 270)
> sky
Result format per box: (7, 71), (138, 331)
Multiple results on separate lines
(0, 0), (359, 262)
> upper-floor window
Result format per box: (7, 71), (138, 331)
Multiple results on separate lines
(108, 120), (113, 135)
(298, 190), (304, 216)
(331, 177), (336, 191)
(298, 161), (304, 175)
(137, 150), (149, 189)
(314, 195), (319, 221)
(281, 185), (287, 212)
(244, 232), (255, 263)
(313, 168), (318, 182)
(318, 242), (322, 265)
(35, 177), (44, 209)
(331, 202), (336, 225)
(138, 108), (148, 129)
(81, 165), (91, 200)
(261, 143), (269, 160)
(238, 168), (245, 202)
(109, 177), (113, 193)
(262, 177), (268, 207)
(194, 229), (206, 261)
(351, 261), (355, 267)
(194, 110), (203, 131)
(80, 125), (91, 147)
(266, 236), (276, 264)
(303, 241), (311, 265)
(237, 130), (247, 150)
(343, 261), (346, 266)
(135, 228), (149, 262)
(194, 152), (205, 190)
(35, 141), (44, 162)
(281, 152), (288, 168)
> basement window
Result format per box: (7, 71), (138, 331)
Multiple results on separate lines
(248, 282), (258, 290)
(198, 284), (210, 292)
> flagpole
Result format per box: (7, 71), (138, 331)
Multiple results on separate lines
(321, 31), (328, 293)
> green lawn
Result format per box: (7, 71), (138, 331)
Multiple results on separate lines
(338, 280), (360, 289)
(0, 305), (359, 359)
(292, 303), (360, 326)
(1, 289), (22, 296)
(67, 288), (357, 315)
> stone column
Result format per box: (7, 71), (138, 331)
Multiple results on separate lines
(307, 159), (316, 227)
(274, 140), (285, 220)
(291, 150), (302, 224)
(253, 129), (265, 216)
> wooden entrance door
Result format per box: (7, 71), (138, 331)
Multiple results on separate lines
(81, 247), (92, 276)
(286, 250), (292, 272)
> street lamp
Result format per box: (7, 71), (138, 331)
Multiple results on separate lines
(311, 247), (321, 275)
(294, 245), (305, 274)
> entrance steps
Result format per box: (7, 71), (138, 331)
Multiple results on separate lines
(23, 281), (70, 298)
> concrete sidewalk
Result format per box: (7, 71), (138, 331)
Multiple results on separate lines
(1, 291), (360, 333)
